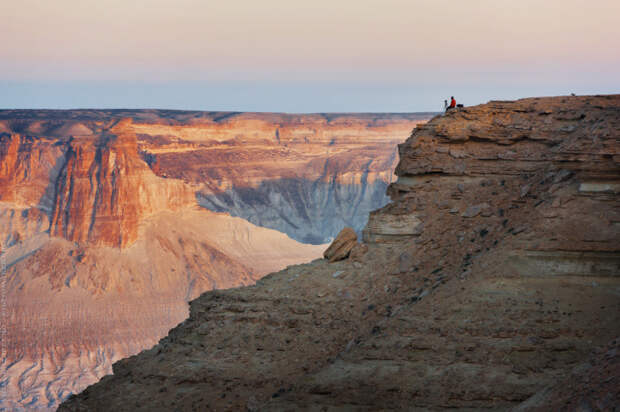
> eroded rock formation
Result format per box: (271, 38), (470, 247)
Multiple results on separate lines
(134, 112), (429, 243)
(0, 118), (329, 410)
(0, 133), (64, 209)
(50, 119), (194, 247)
(323, 227), (357, 262)
(0, 110), (424, 410)
(1, 110), (430, 244)
(59, 95), (619, 411)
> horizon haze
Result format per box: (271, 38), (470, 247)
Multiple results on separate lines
(2, 0), (619, 112)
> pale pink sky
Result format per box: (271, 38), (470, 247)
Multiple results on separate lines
(1, 0), (619, 111)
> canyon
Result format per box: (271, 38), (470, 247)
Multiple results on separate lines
(137, 112), (430, 244)
(57, 95), (620, 411)
(0, 111), (428, 410)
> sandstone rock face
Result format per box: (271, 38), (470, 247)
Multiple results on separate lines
(59, 95), (619, 411)
(0, 116), (331, 410)
(0, 133), (64, 208)
(323, 227), (357, 262)
(135, 112), (429, 243)
(362, 211), (423, 242)
(1, 110), (431, 244)
(50, 119), (193, 247)
(514, 338), (619, 411)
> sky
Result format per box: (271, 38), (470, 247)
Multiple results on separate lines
(1, 0), (619, 112)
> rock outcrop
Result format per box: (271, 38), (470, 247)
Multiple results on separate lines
(323, 227), (357, 262)
(49, 119), (193, 247)
(0, 133), (64, 209)
(58, 95), (619, 411)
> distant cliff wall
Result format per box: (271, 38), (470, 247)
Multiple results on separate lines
(132, 112), (429, 243)
(1, 111), (432, 246)
(50, 120), (193, 247)
(0, 113), (330, 411)
(198, 178), (391, 244)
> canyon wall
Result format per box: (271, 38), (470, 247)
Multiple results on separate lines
(0, 110), (426, 410)
(59, 95), (619, 411)
(198, 178), (391, 244)
(133, 112), (429, 243)
(1, 110), (430, 244)
(50, 119), (193, 247)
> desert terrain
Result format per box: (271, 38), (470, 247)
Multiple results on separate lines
(58, 95), (619, 411)
(0, 111), (428, 410)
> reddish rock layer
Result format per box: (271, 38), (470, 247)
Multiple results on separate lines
(1, 114), (335, 410)
(0, 133), (64, 208)
(50, 119), (193, 247)
(0, 110), (430, 192)
(1, 110), (431, 244)
(130, 113), (426, 190)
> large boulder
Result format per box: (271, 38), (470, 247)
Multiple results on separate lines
(323, 227), (357, 262)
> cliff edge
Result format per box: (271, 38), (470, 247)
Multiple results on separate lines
(59, 95), (620, 411)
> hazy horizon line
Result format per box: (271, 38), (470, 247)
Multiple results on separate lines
(0, 107), (441, 115)
(3, 92), (619, 115)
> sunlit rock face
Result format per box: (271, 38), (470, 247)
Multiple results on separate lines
(0, 133), (64, 210)
(49, 120), (194, 247)
(2, 110), (431, 244)
(58, 95), (620, 412)
(0, 110), (428, 411)
(132, 111), (431, 242)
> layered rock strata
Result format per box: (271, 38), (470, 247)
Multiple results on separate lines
(0, 110), (431, 244)
(135, 112), (429, 243)
(59, 95), (619, 411)
(0, 118), (325, 411)
(0, 109), (425, 410)
(50, 119), (193, 247)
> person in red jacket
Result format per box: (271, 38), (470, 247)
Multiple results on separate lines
(445, 96), (457, 112)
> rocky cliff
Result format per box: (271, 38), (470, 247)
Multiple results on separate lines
(1, 110), (430, 244)
(0, 133), (64, 210)
(59, 95), (619, 411)
(0, 110), (425, 410)
(134, 112), (428, 243)
(50, 119), (193, 247)
(0, 119), (323, 410)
